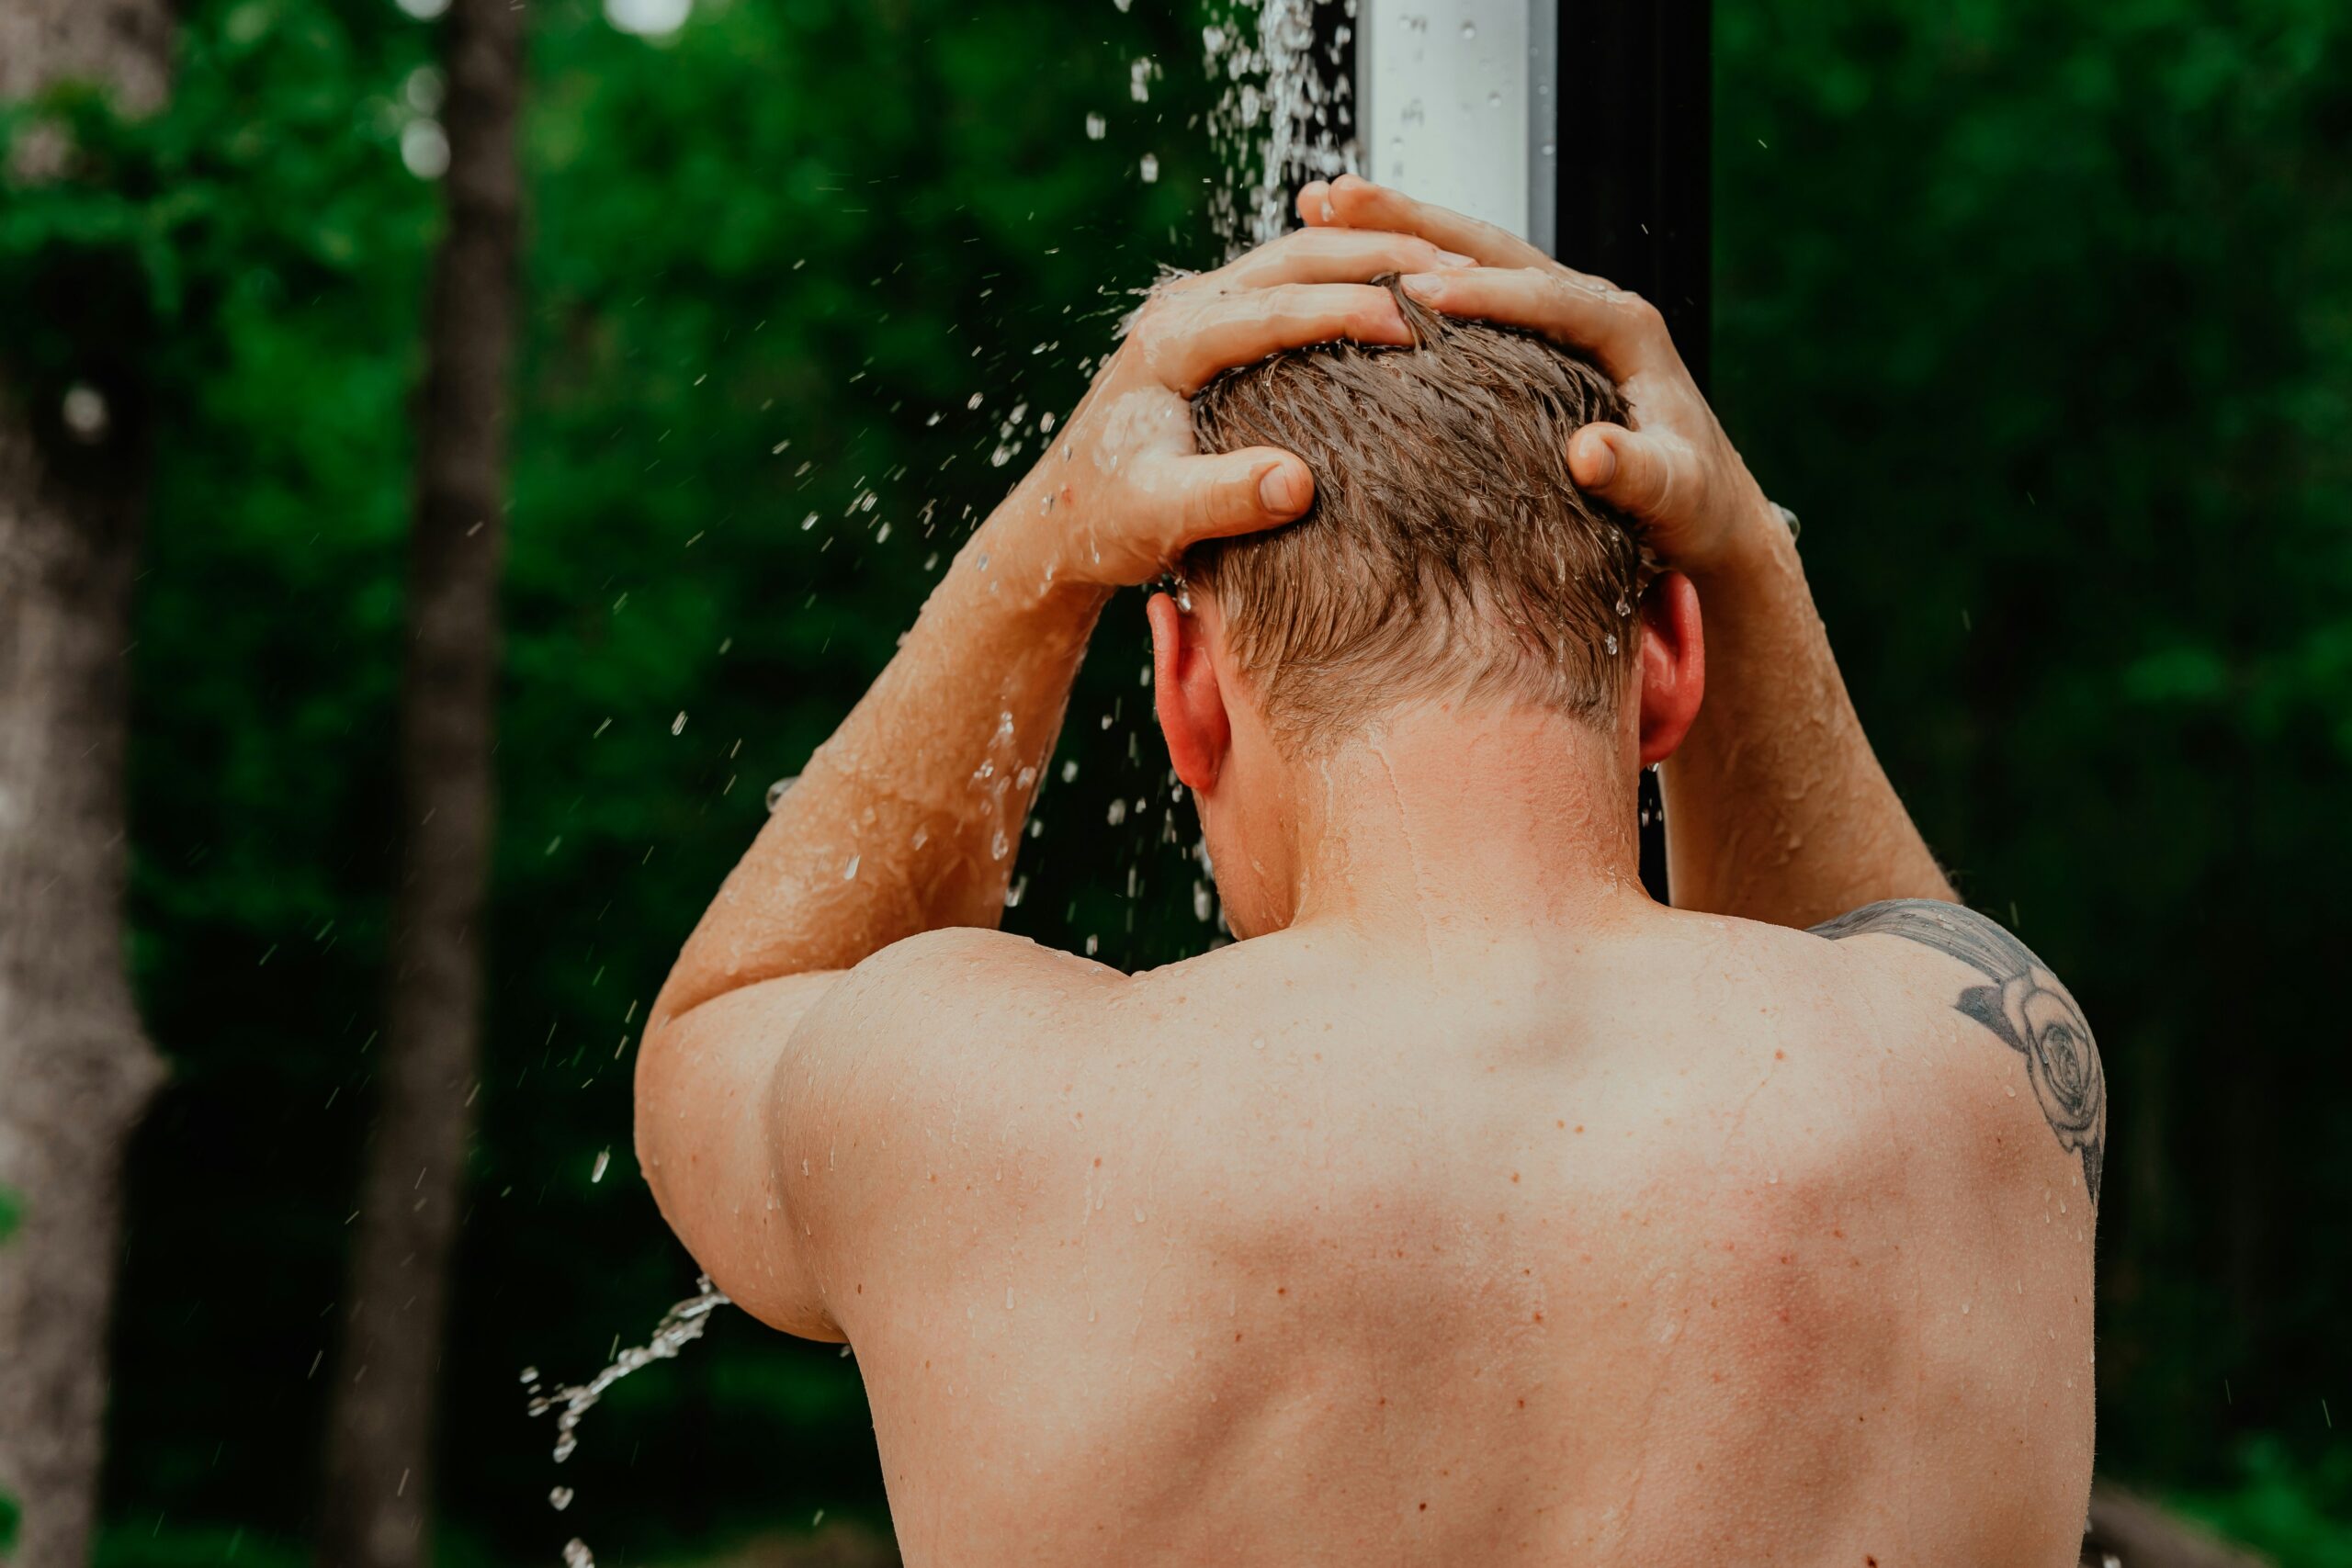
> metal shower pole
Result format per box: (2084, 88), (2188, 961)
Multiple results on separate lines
(1351, 0), (1711, 374)
(1352, 0), (1713, 897)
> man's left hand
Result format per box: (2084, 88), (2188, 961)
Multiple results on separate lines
(996, 225), (1472, 590)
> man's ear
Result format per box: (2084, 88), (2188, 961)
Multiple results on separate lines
(1636, 571), (1705, 766)
(1148, 591), (1231, 793)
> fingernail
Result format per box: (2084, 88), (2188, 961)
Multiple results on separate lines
(1583, 437), (1618, 488)
(1318, 198), (1337, 223)
(1260, 464), (1307, 515)
(1399, 272), (1445, 300)
(1437, 249), (1476, 267)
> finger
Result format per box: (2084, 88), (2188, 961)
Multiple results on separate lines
(1137, 445), (1315, 548)
(1148, 281), (1412, 394)
(1213, 225), (1474, 290)
(1321, 176), (1623, 293)
(1567, 423), (1687, 524)
(1396, 265), (1671, 383)
(1321, 174), (1551, 269)
(1296, 179), (1336, 226)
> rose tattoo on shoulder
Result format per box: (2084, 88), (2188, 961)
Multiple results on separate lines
(1813, 899), (2105, 1206)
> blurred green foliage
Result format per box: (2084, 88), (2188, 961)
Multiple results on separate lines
(0, 0), (2340, 1560)
(2177, 1438), (2352, 1567)
(1711, 0), (2351, 1555)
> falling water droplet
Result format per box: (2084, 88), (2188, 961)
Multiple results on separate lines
(590, 1148), (610, 1183)
(550, 1486), (574, 1511)
(1085, 112), (1107, 140)
(843, 854), (861, 881)
(671, 712), (687, 736)
(1139, 153), (1159, 183)
(1460, 19), (1476, 38)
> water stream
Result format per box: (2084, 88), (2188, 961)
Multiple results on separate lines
(522, 1276), (729, 1565)
(1204, 0), (1358, 254)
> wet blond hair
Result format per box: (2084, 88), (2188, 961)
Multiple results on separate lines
(1185, 277), (1642, 754)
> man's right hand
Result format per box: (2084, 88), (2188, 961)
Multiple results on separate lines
(996, 224), (1469, 592)
(1298, 174), (1958, 928)
(1295, 175), (1781, 579)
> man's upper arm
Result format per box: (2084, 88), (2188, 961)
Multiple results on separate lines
(634, 925), (1101, 1337)
(1811, 898), (2106, 1206)
(635, 966), (848, 1336)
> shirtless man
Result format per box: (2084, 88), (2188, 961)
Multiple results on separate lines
(635, 176), (2105, 1565)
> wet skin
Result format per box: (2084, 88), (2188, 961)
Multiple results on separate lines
(636, 181), (2099, 1565)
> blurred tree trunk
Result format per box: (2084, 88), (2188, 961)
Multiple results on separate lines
(318, 3), (523, 1564)
(0, 7), (175, 1565)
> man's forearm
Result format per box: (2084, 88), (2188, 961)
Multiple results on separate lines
(650, 491), (1104, 1026)
(1662, 512), (1953, 928)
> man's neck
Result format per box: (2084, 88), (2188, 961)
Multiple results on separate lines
(1274, 702), (1650, 951)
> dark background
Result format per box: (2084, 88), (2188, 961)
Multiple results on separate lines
(6, 0), (2346, 1561)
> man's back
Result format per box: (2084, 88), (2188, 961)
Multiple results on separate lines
(636, 205), (2102, 1567)
(796, 905), (2095, 1566)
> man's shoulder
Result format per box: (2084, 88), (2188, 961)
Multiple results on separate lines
(1809, 897), (2052, 973)
(1803, 899), (2098, 1066)
(800, 926), (1314, 1074)
(792, 925), (1120, 1056)
(1804, 898), (2106, 1209)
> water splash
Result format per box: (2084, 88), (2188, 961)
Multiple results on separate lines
(523, 1275), (732, 1563)
(1203, 0), (1358, 256)
(526, 1275), (729, 1461)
